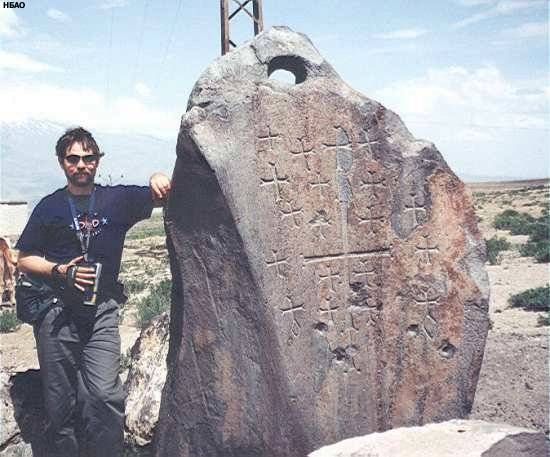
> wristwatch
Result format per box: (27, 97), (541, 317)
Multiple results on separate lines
(51, 264), (66, 281)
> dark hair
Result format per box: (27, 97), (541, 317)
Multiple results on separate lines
(55, 127), (103, 160)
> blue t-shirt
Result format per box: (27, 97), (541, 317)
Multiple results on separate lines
(16, 184), (154, 294)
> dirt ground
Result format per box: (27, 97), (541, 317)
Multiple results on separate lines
(0, 181), (548, 434)
(466, 180), (549, 433)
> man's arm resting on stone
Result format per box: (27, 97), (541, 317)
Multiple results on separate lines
(149, 172), (171, 207)
(18, 252), (95, 291)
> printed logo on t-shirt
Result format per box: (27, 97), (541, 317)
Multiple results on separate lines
(68, 211), (109, 237)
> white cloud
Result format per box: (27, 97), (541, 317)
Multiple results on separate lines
(99, 0), (127, 9)
(365, 43), (423, 56)
(0, 81), (179, 139)
(502, 21), (548, 39)
(47, 8), (71, 23)
(454, 0), (495, 6)
(0, 51), (63, 73)
(374, 65), (547, 129)
(452, 0), (546, 29)
(372, 65), (549, 178)
(0, 9), (25, 38)
(134, 82), (151, 98)
(373, 28), (428, 40)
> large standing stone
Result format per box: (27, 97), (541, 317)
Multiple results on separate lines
(156, 26), (489, 456)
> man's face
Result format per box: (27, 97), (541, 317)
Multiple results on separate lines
(60, 142), (99, 188)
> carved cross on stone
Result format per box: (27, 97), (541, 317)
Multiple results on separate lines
(318, 265), (341, 293)
(416, 233), (439, 266)
(265, 249), (289, 279)
(279, 199), (303, 228)
(280, 296), (305, 337)
(289, 136), (315, 171)
(356, 203), (384, 233)
(360, 170), (386, 201)
(260, 162), (289, 202)
(357, 128), (381, 155)
(404, 192), (427, 227)
(319, 296), (339, 324)
(308, 171), (330, 200)
(309, 210), (331, 240)
(257, 126), (281, 152)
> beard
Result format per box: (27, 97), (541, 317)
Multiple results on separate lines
(66, 170), (95, 187)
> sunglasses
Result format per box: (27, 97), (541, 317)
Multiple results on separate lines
(65, 154), (99, 165)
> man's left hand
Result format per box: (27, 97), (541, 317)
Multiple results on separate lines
(150, 172), (171, 201)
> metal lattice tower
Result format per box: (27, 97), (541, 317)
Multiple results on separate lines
(220, 0), (264, 55)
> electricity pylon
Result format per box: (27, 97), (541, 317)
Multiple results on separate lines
(220, 0), (264, 55)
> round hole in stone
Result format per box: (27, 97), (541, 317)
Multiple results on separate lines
(267, 55), (307, 84)
(269, 69), (297, 84)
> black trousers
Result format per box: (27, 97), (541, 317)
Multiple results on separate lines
(33, 299), (124, 457)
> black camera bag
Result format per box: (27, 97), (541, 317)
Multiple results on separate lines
(15, 273), (60, 324)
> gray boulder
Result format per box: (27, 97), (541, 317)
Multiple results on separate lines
(309, 419), (549, 457)
(157, 26), (489, 456)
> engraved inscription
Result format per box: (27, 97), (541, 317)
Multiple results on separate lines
(289, 136), (316, 171)
(318, 265), (341, 293)
(308, 171), (331, 200)
(260, 162), (289, 202)
(414, 289), (441, 308)
(265, 250), (289, 279)
(279, 199), (303, 228)
(303, 247), (392, 266)
(360, 170), (387, 202)
(356, 203), (385, 233)
(309, 210), (331, 240)
(404, 192), (427, 227)
(409, 287), (441, 341)
(319, 296), (339, 323)
(257, 126), (281, 152)
(416, 233), (439, 266)
(280, 296), (305, 337)
(356, 127), (380, 155)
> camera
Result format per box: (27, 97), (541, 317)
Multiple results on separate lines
(82, 262), (102, 306)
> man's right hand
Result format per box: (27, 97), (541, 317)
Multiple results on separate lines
(57, 255), (96, 292)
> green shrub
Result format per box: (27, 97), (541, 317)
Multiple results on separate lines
(123, 278), (147, 295)
(136, 279), (171, 328)
(493, 209), (535, 235)
(528, 222), (548, 243)
(509, 285), (549, 311)
(520, 241), (550, 263)
(0, 310), (21, 333)
(485, 236), (511, 265)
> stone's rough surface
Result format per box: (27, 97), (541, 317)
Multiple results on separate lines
(0, 371), (47, 457)
(158, 26), (490, 457)
(124, 312), (170, 447)
(308, 420), (548, 457)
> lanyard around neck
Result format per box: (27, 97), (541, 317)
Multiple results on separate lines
(67, 187), (96, 262)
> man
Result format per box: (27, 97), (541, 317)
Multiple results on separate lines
(16, 126), (171, 457)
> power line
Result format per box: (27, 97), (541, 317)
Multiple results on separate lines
(131, 0), (150, 88)
(154, 0), (184, 90)
(104, 7), (115, 103)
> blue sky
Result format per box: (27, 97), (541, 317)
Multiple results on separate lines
(0, 0), (548, 179)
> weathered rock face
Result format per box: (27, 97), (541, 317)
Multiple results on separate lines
(125, 312), (169, 447)
(308, 420), (549, 457)
(158, 26), (489, 456)
(0, 370), (47, 457)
